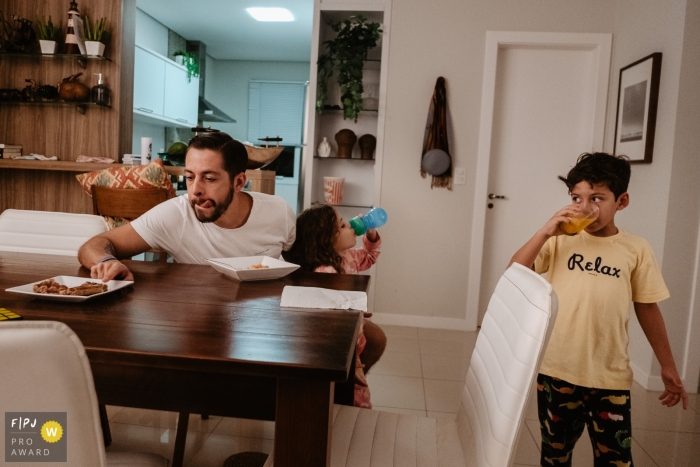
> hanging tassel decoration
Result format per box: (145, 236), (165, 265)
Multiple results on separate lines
(420, 77), (452, 189)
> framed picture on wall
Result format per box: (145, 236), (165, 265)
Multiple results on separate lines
(613, 52), (662, 164)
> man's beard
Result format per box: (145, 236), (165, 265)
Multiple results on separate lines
(190, 188), (234, 223)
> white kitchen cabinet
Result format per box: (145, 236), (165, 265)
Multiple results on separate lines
(164, 61), (199, 125)
(133, 45), (198, 128)
(133, 46), (165, 116)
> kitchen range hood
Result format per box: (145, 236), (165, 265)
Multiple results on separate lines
(199, 97), (236, 123)
(187, 41), (236, 124)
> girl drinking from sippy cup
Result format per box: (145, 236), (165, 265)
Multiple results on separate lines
(283, 204), (383, 408)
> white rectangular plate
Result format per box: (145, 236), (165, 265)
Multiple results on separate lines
(6, 276), (134, 302)
(205, 256), (300, 282)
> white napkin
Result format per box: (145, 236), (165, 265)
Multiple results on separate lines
(280, 286), (367, 312)
(12, 154), (58, 160)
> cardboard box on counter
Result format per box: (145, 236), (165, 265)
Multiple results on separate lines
(0, 144), (22, 158)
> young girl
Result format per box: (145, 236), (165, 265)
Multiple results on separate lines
(283, 204), (382, 408)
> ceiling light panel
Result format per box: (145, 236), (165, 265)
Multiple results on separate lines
(246, 8), (294, 22)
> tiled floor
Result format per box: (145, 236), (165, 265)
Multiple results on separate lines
(105, 324), (700, 466)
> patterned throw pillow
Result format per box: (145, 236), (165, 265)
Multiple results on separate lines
(76, 159), (177, 229)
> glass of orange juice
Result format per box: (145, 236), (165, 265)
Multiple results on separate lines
(560, 205), (599, 236)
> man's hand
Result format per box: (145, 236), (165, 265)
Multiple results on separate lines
(90, 259), (134, 282)
(659, 366), (688, 409)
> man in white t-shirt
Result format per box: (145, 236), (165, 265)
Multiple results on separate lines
(78, 132), (295, 281)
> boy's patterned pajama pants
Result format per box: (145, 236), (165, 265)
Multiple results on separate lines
(537, 373), (633, 467)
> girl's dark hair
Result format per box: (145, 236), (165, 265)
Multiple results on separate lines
(282, 205), (344, 273)
(187, 132), (248, 180)
(558, 152), (631, 200)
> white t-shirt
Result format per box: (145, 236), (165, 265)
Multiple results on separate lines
(131, 192), (295, 264)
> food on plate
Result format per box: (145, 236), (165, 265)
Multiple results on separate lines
(33, 278), (108, 296)
(250, 264), (270, 269)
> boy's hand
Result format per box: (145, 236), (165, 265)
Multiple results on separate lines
(659, 366), (688, 409)
(539, 205), (579, 238)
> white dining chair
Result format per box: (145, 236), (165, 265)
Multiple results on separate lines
(0, 320), (169, 467)
(264, 262), (558, 467)
(0, 209), (108, 256)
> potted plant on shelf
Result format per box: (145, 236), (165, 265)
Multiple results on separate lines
(173, 50), (185, 65)
(316, 15), (382, 122)
(83, 15), (106, 56)
(35, 16), (62, 54)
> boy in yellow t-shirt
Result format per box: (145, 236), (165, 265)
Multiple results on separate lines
(510, 152), (687, 467)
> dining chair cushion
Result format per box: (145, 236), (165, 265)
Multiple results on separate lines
(263, 263), (556, 467)
(0, 321), (169, 467)
(76, 159), (176, 228)
(0, 209), (108, 256)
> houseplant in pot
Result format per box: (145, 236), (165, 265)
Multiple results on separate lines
(316, 15), (381, 122)
(173, 50), (185, 65)
(35, 16), (61, 54)
(83, 15), (106, 56)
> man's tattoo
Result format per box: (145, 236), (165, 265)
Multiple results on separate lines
(104, 243), (116, 256)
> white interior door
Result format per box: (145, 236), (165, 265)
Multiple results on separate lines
(469, 33), (612, 325)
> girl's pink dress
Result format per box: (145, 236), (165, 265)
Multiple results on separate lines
(314, 235), (381, 408)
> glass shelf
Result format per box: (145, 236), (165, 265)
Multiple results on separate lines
(320, 106), (378, 113)
(314, 202), (373, 209)
(0, 52), (111, 69)
(314, 156), (375, 161)
(0, 100), (111, 114)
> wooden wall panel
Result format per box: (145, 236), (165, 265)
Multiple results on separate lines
(0, 0), (136, 213)
(0, 170), (92, 213)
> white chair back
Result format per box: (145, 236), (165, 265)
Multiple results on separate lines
(0, 321), (169, 467)
(0, 209), (108, 256)
(0, 321), (107, 466)
(456, 262), (557, 467)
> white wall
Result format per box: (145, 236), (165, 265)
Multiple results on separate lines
(204, 59), (309, 141)
(371, 0), (700, 391)
(602, 0), (689, 390)
(373, 0), (617, 326)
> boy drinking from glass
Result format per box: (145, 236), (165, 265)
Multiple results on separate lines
(510, 152), (687, 466)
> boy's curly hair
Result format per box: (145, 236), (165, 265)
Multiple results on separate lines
(282, 205), (344, 273)
(558, 152), (631, 200)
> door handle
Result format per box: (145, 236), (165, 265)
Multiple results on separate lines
(177, 118), (187, 123)
(488, 193), (506, 200)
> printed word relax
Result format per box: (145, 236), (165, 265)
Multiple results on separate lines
(567, 254), (621, 278)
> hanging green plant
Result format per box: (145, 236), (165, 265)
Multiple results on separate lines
(184, 53), (199, 82)
(316, 15), (381, 122)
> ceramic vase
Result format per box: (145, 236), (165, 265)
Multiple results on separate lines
(85, 41), (105, 57)
(359, 134), (376, 160)
(39, 40), (57, 54)
(317, 137), (332, 158)
(335, 129), (356, 159)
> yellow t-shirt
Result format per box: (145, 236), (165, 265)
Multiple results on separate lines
(535, 229), (669, 390)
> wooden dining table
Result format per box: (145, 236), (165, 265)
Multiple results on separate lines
(0, 251), (368, 467)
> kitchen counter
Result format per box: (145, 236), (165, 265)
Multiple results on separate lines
(0, 159), (275, 194)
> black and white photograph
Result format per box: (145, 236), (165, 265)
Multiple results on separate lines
(614, 52), (662, 163)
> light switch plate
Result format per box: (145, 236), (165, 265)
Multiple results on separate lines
(454, 166), (466, 185)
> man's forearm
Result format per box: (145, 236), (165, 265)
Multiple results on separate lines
(78, 236), (118, 269)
